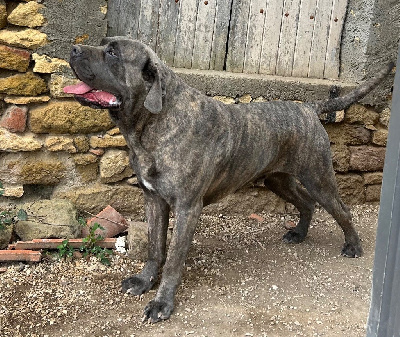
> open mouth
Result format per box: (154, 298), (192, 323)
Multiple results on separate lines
(63, 81), (121, 109)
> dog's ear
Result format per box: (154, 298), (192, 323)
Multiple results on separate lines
(142, 56), (165, 114)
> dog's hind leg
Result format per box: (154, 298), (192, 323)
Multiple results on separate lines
(122, 192), (170, 296)
(300, 172), (363, 257)
(264, 173), (315, 243)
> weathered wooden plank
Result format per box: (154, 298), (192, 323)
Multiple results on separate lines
(225, 0), (251, 73)
(192, 0), (217, 70)
(292, 0), (318, 77)
(276, 0), (302, 77)
(308, 0), (333, 78)
(156, 0), (180, 66)
(259, 0), (285, 74)
(324, 0), (348, 79)
(137, 0), (160, 50)
(243, 0), (268, 73)
(107, 0), (141, 38)
(209, 0), (232, 71)
(173, 0), (199, 68)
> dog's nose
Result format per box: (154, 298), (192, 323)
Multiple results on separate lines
(71, 45), (83, 58)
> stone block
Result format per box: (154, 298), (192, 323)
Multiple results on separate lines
(0, 129), (42, 152)
(7, 1), (45, 28)
(73, 136), (90, 152)
(0, 184), (24, 198)
(54, 183), (144, 215)
(204, 186), (286, 215)
(335, 173), (365, 205)
(330, 144), (350, 172)
(0, 28), (48, 49)
(349, 146), (386, 171)
(0, 105), (27, 133)
(344, 104), (379, 125)
(0, 72), (47, 96)
(127, 221), (148, 261)
(90, 134), (127, 148)
(366, 184), (382, 202)
(100, 149), (133, 183)
(0, 0), (6, 29)
(0, 44), (31, 72)
(324, 123), (371, 145)
(45, 136), (77, 153)
(32, 53), (70, 73)
(29, 101), (114, 134)
(379, 107), (390, 128)
(0, 153), (66, 185)
(372, 128), (388, 146)
(49, 74), (78, 98)
(0, 223), (13, 249)
(76, 163), (98, 183)
(239, 94), (252, 103)
(363, 172), (383, 185)
(15, 199), (81, 241)
(4, 95), (50, 104)
(213, 96), (235, 104)
(73, 153), (98, 166)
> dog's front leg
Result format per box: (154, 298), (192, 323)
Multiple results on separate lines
(122, 192), (169, 296)
(142, 200), (202, 323)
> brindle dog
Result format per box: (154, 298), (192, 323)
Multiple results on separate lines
(64, 37), (393, 323)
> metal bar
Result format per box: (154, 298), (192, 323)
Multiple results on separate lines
(366, 45), (400, 337)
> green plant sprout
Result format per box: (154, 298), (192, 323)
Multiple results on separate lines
(57, 222), (112, 265)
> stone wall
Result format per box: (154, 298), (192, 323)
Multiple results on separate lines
(0, 0), (393, 217)
(0, 0), (145, 215)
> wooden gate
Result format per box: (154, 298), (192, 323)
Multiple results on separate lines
(108, 0), (348, 79)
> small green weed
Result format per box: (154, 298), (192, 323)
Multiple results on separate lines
(80, 222), (112, 266)
(0, 208), (27, 231)
(57, 239), (74, 259)
(57, 222), (112, 265)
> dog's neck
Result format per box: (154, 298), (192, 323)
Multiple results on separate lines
(108, 65), (183, 183)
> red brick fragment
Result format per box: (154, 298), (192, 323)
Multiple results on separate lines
(83, 205), (128, 238)
(0, 105), (28, 132)
(249, 213), (264, 222)
(89, 148), (105, 156)
(0, 250), (41, 262)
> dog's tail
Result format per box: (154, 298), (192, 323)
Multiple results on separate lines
(315, 62), (394, 121)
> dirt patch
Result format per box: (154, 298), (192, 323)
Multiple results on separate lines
(0, 205), (378, 337)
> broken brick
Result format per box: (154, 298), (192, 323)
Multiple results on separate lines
(83, 205), (128, 238)
(0, 250), (41, 262)
(249, 213), (264, 222)
(0, 104), (28, 132)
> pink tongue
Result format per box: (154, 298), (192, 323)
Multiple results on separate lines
(63, 81), (93, 94)
(84, 91), (118, 105)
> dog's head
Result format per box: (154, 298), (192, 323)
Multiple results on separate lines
(64, 37), (167, 114)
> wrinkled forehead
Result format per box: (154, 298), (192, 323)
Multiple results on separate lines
(100, 37), (148, 57)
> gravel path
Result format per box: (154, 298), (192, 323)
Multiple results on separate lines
(0, 204), (379, 337)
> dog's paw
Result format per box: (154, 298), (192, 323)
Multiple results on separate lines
(341, 242), (363, 258)
(121, 276), (154, 296)
(142, 299), (174, 324)
(282, 230), (306, 244)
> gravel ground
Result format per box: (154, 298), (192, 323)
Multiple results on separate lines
(0, 204), (379, 337)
